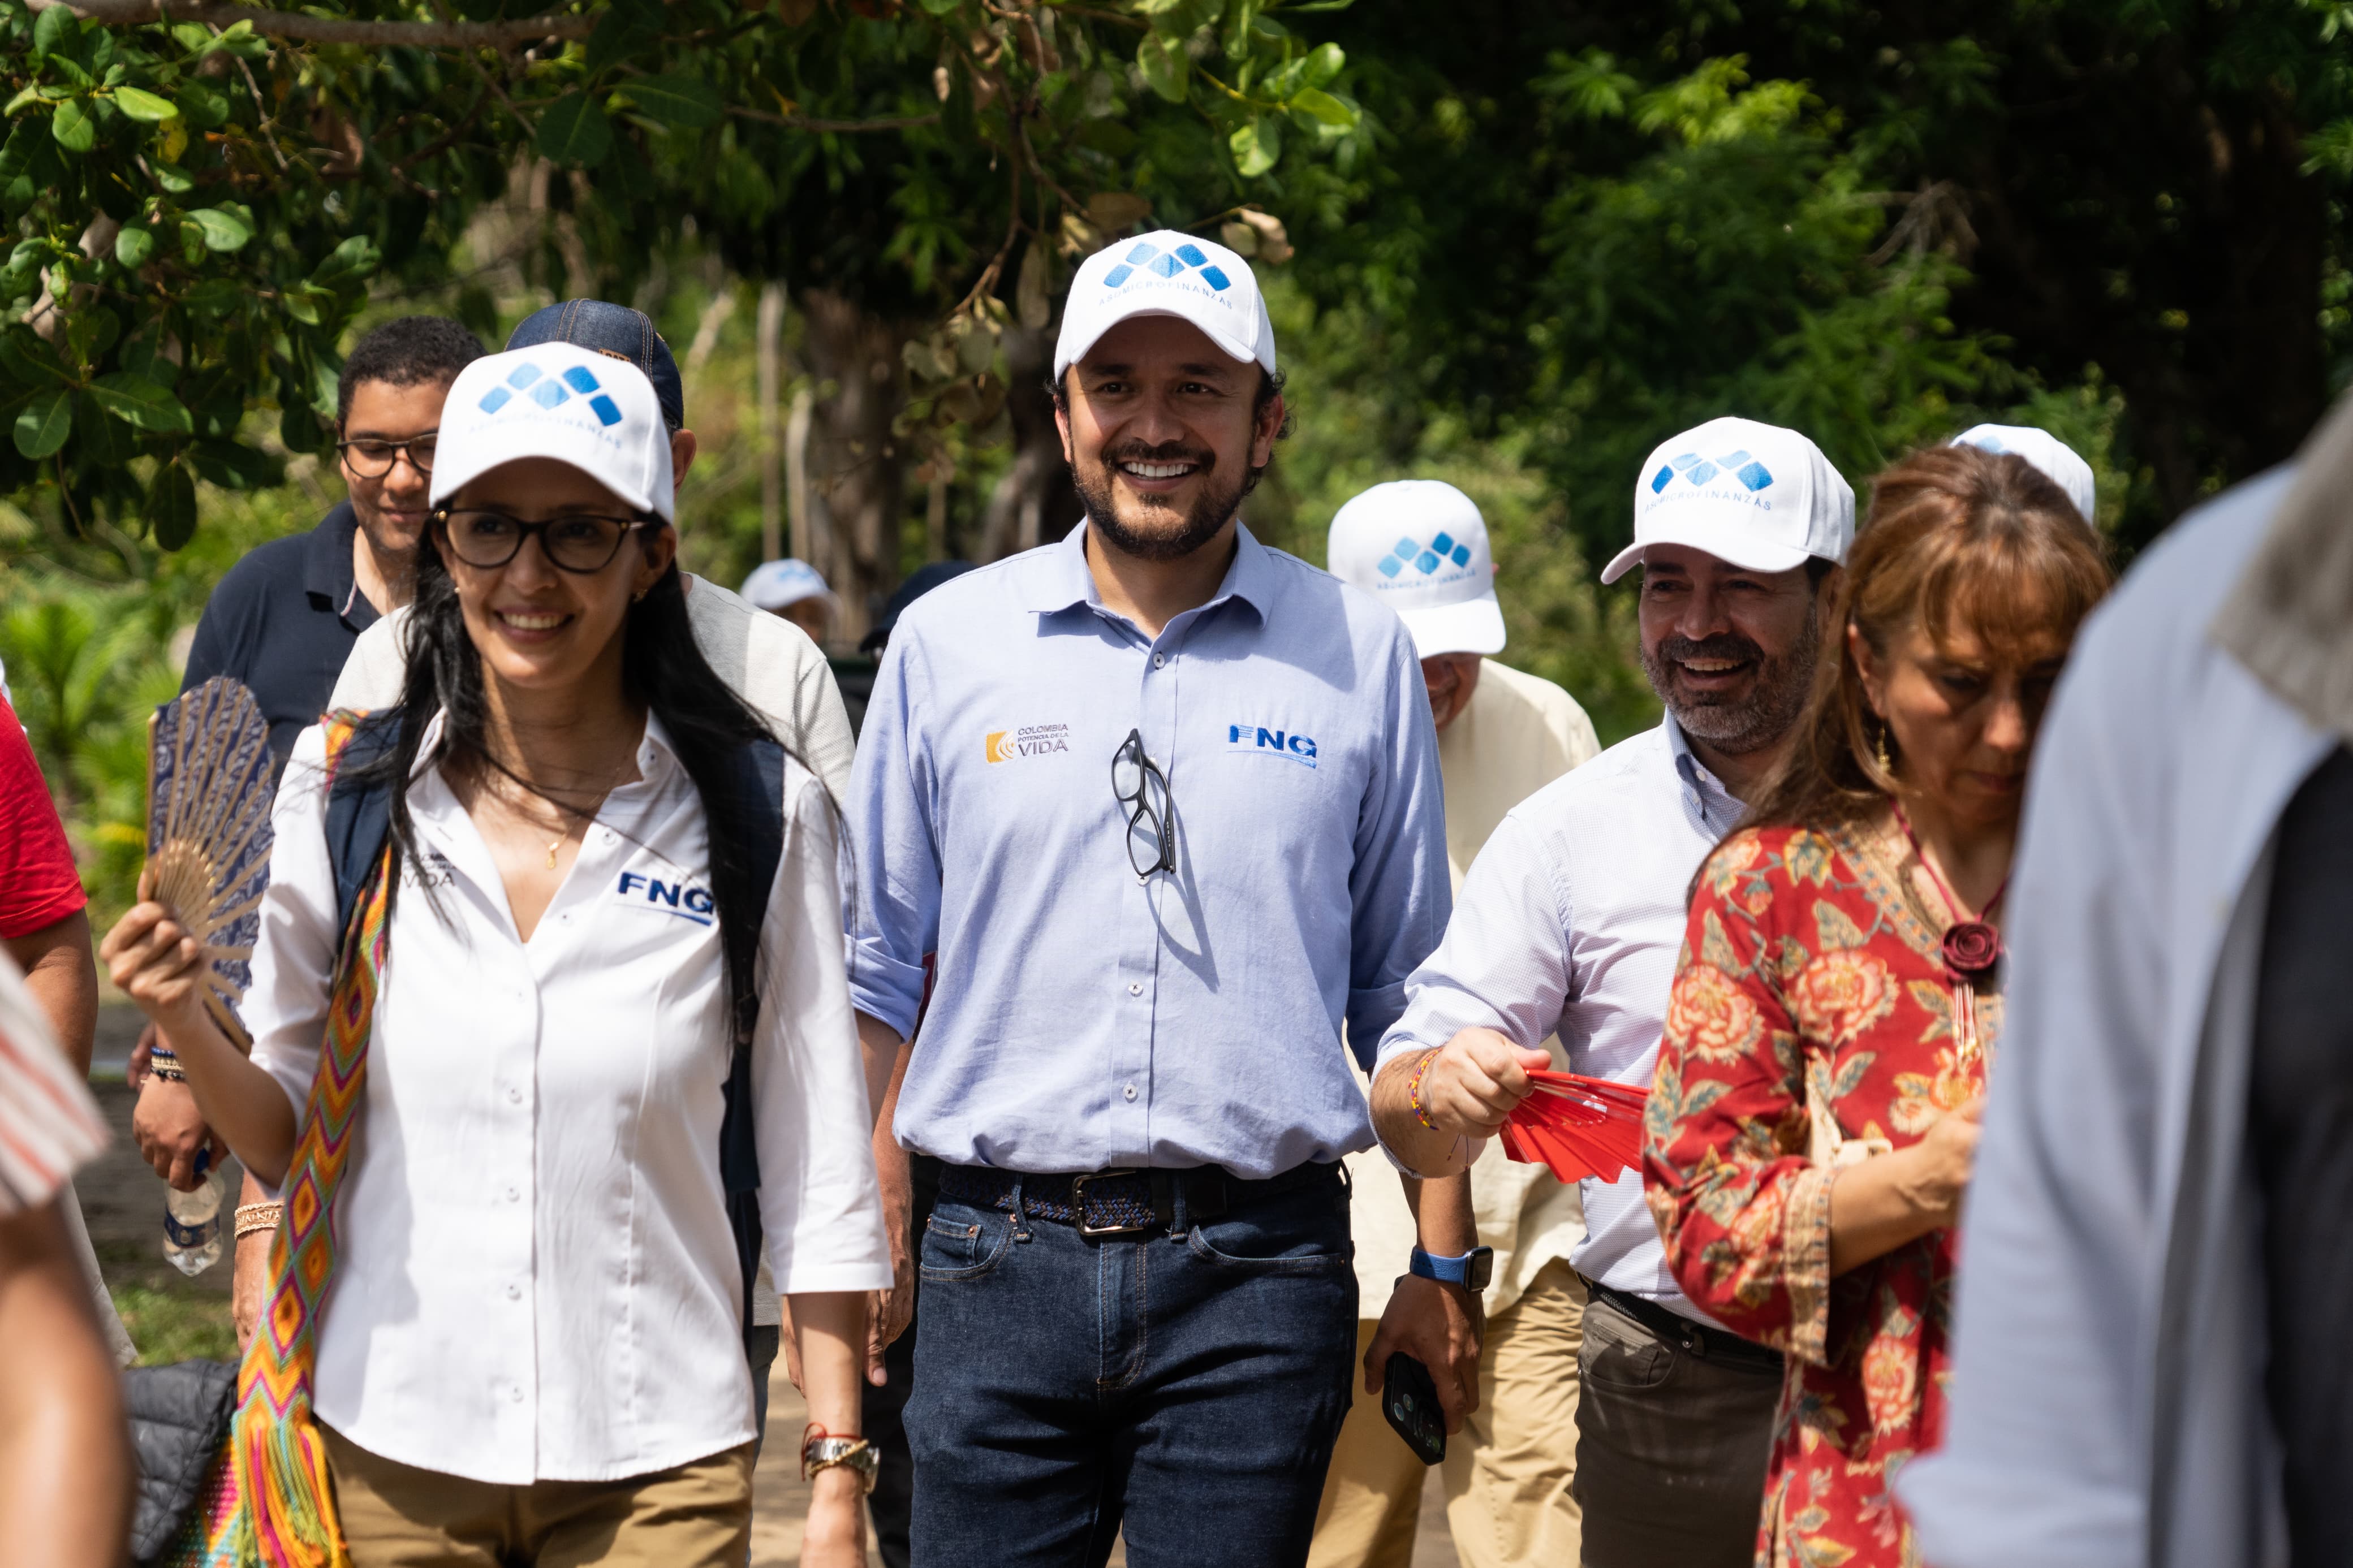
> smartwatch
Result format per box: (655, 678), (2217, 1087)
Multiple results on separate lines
(1408, 1245), (1493, 1293)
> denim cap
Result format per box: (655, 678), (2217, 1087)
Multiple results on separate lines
(1327, 480), (1505, 658)
(507, 300), (685, 431)
(1602, 416), (1854, 585)
(431, 345), (674, 523)
(741, 558), (837, 614)
(1950, 424), (2097, 526)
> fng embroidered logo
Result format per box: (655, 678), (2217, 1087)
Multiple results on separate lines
(477, 362), (625, 427)
(615, 871), (714, 926)
(1102, 240), (1232, 293)
(1649, 448), (1775, 495)
(986, 724), (1071, 763)
(1227, 723), (1318, 768)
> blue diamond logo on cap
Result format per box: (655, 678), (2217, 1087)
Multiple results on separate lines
(507, 364), (542, 389)
(562, 366), (601, 394)
(1104, 238), (1234, 293)
(478, 386), (512, 414)
(530, 378), (570, 409)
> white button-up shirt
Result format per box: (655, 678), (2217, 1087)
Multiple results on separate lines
(248, 713), (890, 1484)
(1374, 716), (1739, 1321)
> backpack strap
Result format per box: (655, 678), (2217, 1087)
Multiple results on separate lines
(717, 737), (787, 1362)
(320, 709), (405, 944)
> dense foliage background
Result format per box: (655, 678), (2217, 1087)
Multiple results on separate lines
(4, 0), (2349, 919)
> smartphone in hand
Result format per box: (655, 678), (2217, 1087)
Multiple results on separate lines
(1381, 1352), (1446, 1466)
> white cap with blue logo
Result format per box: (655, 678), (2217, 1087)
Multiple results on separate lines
(1053, 228), (1277, 381)
(740, 557), (837, 614)
(1601, 416), (1854, 585)
(1949, 424), (2097, 526)
(430, 343), (676, 523)
(1327, 480), (1505, 657)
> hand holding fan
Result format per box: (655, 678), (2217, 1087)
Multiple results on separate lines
(145, 676), (274, 1048)
(1498, 1070), (1650, 1183)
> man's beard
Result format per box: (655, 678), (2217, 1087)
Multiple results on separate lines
(1072, 439), (1251, 563)
(1639, 614), (1821, 757)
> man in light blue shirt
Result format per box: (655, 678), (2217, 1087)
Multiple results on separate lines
(846, 230), (1450, 1566)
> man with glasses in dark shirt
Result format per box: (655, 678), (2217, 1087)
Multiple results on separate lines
(130, 314), (483, 1344)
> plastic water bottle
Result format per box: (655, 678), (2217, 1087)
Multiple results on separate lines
(163, 1152), (226, 1277)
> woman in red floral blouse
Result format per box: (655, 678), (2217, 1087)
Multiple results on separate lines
(1643, 443), (2111, 1568)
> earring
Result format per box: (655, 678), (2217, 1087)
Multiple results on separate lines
(1874, 723), (1893, 775)
(632, 586), (649, 603)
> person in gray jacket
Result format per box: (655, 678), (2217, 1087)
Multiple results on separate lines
(1900, 396), (2353, 1567)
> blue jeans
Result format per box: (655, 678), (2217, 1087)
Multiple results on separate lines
(906, 1166), (1358, 1567)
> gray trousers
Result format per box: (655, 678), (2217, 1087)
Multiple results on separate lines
(1571, 1285), (1781, 1568)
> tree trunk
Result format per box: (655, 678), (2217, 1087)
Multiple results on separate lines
(800, 288), (910, 643)
(978, 324), (1083, 561)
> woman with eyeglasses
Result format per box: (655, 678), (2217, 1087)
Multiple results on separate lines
(102, 346), (890, 1567)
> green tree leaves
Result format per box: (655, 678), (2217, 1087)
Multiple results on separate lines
(537, 90), (613, 166)
(12, 389), (70, 460)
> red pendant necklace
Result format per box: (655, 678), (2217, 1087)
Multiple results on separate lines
(1892, 802), (2007, 1068)
(1891, 801), (2007, 979)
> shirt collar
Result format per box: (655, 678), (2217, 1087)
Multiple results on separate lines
(407, 706), (677, 789)
(1662, 710), (1731, 801)
(1022, 518), (1278, 627)
(305, 502), (381, 630)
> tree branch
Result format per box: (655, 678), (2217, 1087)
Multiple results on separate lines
(726, 105), (942, 134)
(27, 0), (594, 49)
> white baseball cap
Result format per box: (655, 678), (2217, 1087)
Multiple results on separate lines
(1950, 424), (2097, 525)
(1328, 480), (1505, 657)
(741, 558), (836, 614)
(1601, 416), (1854, 585)
(1053, 229), (1277, 381)
(430, 344), (675, 523)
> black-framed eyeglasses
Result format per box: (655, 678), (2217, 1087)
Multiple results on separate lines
(432, 508), (654, 574)
(337, 434), (438, 478)
(1111, 728), (1176, 879)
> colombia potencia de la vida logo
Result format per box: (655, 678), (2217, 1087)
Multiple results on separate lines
(985, 724), (1072, 763)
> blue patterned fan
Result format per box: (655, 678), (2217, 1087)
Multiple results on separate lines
(146, 677), (274, 1047)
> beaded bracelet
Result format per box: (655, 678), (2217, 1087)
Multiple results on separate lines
(233, 1202), (284, 1239)
(148, 1047), (188, 1084)
(1406, 1046), (1442, 1133)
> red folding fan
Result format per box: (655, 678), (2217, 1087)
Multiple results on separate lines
(1498, 1070), (1650, 1183)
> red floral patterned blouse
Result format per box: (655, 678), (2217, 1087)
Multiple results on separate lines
(1643, 819), (1998, 1568)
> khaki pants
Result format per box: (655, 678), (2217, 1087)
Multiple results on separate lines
(321, 1424), (753, 1567)
(1308, 1262), (1585, 1568)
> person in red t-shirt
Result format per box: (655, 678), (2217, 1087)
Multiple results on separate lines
(0, 701), (98, 1079)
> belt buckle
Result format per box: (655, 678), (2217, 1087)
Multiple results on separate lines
(1071, 1169), (1149, 1239)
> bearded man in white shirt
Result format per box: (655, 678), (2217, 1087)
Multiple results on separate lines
(1366, 419), (1855, 1568)
(1310, 480), (1598, 1568)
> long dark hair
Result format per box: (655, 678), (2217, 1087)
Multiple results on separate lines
(1737, 442), (2113, 836)
(343, 525), (783, 1034)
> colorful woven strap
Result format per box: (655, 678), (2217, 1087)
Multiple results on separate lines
(221, 714), (390, 1568)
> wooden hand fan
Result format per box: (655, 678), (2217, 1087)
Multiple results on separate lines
(1499, 1070), (1651, 1184)
(145, 676), (274, 1048)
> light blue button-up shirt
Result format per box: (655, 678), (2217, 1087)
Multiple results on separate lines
(846, 521), (1450, 1180)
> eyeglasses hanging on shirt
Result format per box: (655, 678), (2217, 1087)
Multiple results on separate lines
(1111, 728), (1176, 879)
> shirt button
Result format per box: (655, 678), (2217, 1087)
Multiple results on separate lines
(1127, 982), (1142, 997)
(506, 1187), (521, 1203)
(1123, 1083), (1138, 1102)
(506, 1284), (522, 1301)
(1153, 653), (1166, 668)
(508, 1088), (523, 1104)
(509, 1385), (524, 1404)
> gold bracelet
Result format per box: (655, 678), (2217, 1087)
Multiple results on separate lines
(233, 1202), (284, 1239)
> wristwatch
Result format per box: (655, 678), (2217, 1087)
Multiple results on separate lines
(801, 1435), (881, 1493)
(1408, 1245), (1494, 1293)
